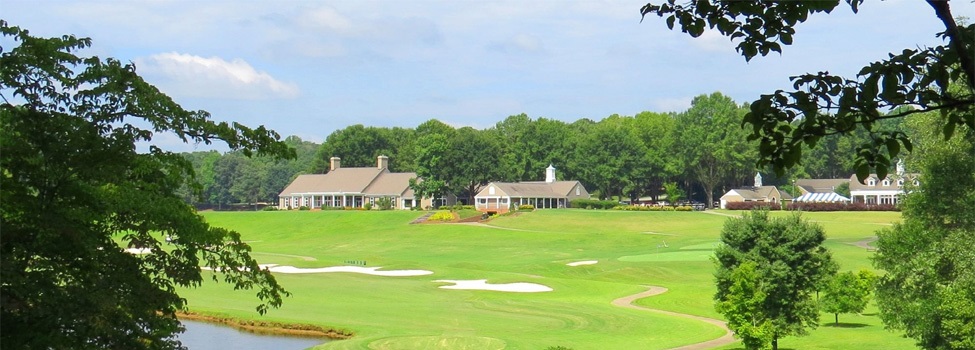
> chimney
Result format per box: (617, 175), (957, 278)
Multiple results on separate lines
(330, 157), (341, 171)
(378, 155), (389, 170)
(545, 164), (556, 183)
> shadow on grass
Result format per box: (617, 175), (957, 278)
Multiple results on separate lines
(724, 348), (798, 350)
(824, 322), (870, 328)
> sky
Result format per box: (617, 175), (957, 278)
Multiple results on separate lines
(4, 0), (972, 152)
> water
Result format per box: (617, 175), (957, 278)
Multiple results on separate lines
(178, 319), (329, 350)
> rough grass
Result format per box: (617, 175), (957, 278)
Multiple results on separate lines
(177, 209), (911, 349)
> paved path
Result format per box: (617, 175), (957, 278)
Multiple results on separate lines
(611, 286), (736, 350)
(847, 236), (879, 251)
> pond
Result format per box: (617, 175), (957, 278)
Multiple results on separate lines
(179, 320), (329, 350)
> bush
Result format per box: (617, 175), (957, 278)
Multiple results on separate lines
(725, 201), (781, 211)
(261, 206), (279, 211)
(428, 210), (455, 222)
(375, 197), (393, 210)
(518, 204), (535, 211)
(298, 206), (310, 211)
(364, 202), (373, 211)
(570, 199), (618, 210)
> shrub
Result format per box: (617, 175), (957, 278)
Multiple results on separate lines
(261, 206), (279, 211)
(298, 206), (310, 211)
(675, 205), (693, 211)
(570, 199), (618, 210)
(375, 197), (393, 210)
(518, 204), (535, 211)
(364, 202), (373, 211)
(428, 210), (455, 222)
(725, 202), (781, 211)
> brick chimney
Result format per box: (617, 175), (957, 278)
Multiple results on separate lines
(378, 155), (389, 170)
(330, 157), (341, 171)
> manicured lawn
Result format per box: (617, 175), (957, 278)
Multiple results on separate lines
(177, 209), (913, 349)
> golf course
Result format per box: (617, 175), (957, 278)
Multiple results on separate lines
(177, 209), (916, 350)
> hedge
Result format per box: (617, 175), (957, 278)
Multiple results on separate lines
(612, 205), (693, 211)
(725, 202), (781, 211)
(570, 199), (619, 210)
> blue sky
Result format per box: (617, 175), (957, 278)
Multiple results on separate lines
(5, 0), (971, 152)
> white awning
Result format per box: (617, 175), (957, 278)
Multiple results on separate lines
(794, 192), (851, 202)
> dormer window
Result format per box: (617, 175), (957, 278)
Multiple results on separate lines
(897, 179), (904, 187)
(882, 179), (890, 186)
(867, 178), (876, 186)
(913, 180), (920, 186)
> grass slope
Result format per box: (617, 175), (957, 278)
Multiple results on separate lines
(176, 210), (913, 349)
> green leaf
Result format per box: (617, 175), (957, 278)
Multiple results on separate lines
(885, 138), (900, 158)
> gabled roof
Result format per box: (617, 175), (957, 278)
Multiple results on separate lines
(794, 192), (850, 202)
(723, 186), (792, 200)
(279, 168), (384, 195)
(483, 181), (582, 198)
(363, 172), (417, 196)
(849, 173), (919, 191)
(795, 178), (848, 194)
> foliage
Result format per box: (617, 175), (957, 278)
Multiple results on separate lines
(725, 202), (781, 211)
(0, 22), (290, 349)
(410, 133), (450, 200)
(363, 202), (373, 210)
(262, 206), (279, 211)
(640, 0), (975, 180)
(518, 204), (535, 211)
(834, 182), (851, 198)
(662, 182), (684, 205)
(569, 199), (619, 210)
(612, 205), (693, 212)
(820, 270), (876, 325)
(714, 211), (837, 349)
(376, 197), (394, 210)
(428, 210), (456, 222)
(673, 93), (757, 208)
(873, 113), (975, 350)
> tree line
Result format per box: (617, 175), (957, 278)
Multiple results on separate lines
(180, 92), (904, 208)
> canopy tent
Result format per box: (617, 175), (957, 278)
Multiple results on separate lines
(793, 192), (851, 203)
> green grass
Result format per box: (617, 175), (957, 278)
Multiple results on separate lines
(177, 209), (913, 349)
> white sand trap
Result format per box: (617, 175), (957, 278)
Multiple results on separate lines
(566, 260), (598, 266)
(259, 264), (433, 276)
(125, 248), (152, 255)
(434, 279), (553, 293)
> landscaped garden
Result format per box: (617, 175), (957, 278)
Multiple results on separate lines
(177, 209), (914, 349)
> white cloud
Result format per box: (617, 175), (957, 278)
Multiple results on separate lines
(651, 96), (693, 112)
(135, 53), (299, 99)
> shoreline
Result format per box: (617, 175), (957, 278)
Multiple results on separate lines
(177, 311), (353, 340)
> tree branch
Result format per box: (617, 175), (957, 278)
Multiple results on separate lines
(927, 0), (975, 90)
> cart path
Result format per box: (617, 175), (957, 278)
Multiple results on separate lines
(847, 236), (879, 250)
(611, 286), (736, 350)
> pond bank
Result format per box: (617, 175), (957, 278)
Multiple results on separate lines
(177, 311), (353, 340)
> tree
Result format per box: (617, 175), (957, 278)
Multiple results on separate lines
(714, 211), (837, 350)
(820, 270), (876, 325)
(673, 93), (756, 208)
(410, 133), (451, 205)
(443, 127), (501, 203)
(0, 22), (292, 349)
(640, 1), (974, 180)
(873, 112), (975, 350)
(662, 182), (684, 206)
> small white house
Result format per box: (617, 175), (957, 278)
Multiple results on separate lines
(474, 165), (590, 213)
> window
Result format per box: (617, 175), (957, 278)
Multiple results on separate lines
(882, 179), (890, 186)
(867, 178), (876, 186)
(489, 186), (495, 195)
(897, 179), (904, 186)
(914, 180), (920, 186)
(576, 186), (581, 196)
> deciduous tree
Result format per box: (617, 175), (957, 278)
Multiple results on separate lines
(0, 22), (292, 349)
(640, 0), (974, 180)
(820, 269), (876, 325)
(714, 211), (836, 350)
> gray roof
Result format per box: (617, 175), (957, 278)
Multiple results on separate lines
(727, 186), (793, 201)
(795, 178), (848, 194)
(487, 181), (582, 198)
(279, 168), (418, 197)
(849, 173), (919, 191)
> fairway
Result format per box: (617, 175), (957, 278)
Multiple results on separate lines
(177, 210), (914, 349)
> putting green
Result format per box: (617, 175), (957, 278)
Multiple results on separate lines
(368, 336), (506, 350)
(618, 251), (714, 262)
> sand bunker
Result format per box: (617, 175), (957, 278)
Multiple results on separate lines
(433, 279), (553, 293)
(260, 264), (433, 276)
(566, 260), (598, 266)
(125, 248), (152, 255)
